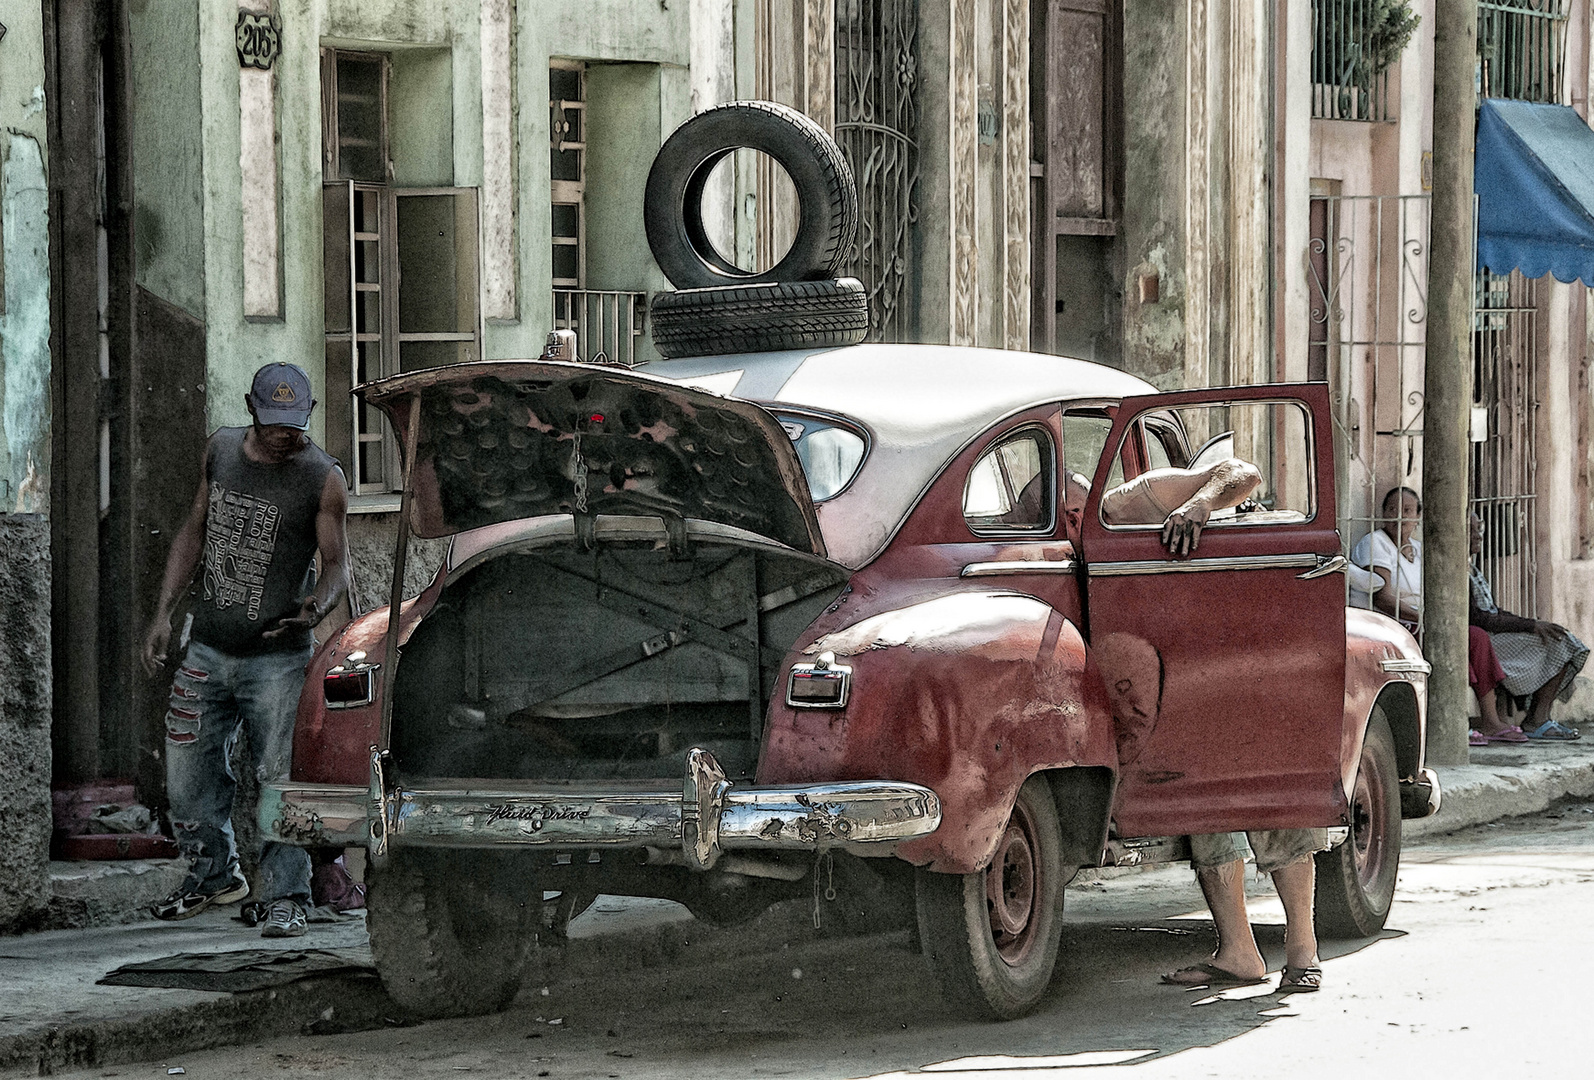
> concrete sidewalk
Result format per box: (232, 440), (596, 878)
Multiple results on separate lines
(5, 737), (1594, 1077)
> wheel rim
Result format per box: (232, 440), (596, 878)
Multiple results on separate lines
(1350, 740), (1391, 893)
(985, 800), (1041, 964)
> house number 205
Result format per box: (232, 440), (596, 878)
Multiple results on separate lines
(236, 11), (281, 71)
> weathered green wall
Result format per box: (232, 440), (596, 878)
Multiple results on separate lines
(1119, 0), (1188, 390)
(129, 0), (698, 438)
(507, 0), (692, 361)
(0, 0), (53, 514)
(0, 2), (53, 930)
(130, 0), (207, 321)
(390, 48), (456, 188)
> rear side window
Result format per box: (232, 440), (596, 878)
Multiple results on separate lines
(774, 412), (867, 501)
(963, 428), (1055, 534)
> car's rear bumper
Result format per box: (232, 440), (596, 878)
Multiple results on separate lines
(259, 747), (941, 871)
(1400, 767), (1442, 819)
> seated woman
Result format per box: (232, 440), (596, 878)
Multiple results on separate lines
(1353, 489), (1524, 743)
(1351, 487), (1422, 630)
(1469, 513), (1589, 741)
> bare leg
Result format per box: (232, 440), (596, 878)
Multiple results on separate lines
(1473, 684), (1507, 736)
(1269, 857), (1320, 971)
(1192, 860), (1266, 979)
(1528, 660), (1579, 730)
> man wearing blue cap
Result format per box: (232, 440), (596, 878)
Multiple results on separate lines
(141, 362), (350, 938)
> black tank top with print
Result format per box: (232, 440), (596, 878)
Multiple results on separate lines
(188, 426), (338, 654)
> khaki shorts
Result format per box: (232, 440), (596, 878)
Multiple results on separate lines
(1188, 828), (1332, 875)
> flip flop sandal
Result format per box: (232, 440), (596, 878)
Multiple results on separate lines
(1279, 965), (1323, 993)
(1486, 725), (1530, 743)
(1161, 962), (1267, 989)
(1469, 729), (1489, 747)
(1525, 720), (1581, 741)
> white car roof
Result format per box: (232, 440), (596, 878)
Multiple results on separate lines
(643, 344), (1159, 567)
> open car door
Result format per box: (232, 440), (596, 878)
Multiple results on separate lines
(1078, 383), (1348, 837)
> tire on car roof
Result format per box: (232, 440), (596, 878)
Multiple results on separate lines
(650, 278), (870, 358)
(644, 100), (858, 290)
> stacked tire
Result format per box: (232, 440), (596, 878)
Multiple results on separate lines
(644, 101), (870, 358)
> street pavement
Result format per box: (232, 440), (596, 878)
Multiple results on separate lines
(4, 736), (1593, 1078)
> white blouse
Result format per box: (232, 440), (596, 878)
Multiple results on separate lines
(1350, 529), (1421, 614)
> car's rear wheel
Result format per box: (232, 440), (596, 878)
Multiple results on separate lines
(915, 774), (1065, 1019)
(1314, 709), (1402, 937)
(367, 849), (538, 1018)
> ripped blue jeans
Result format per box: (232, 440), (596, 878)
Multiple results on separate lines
(165, 639), (313, 904)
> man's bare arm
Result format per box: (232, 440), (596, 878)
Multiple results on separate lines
(262, 467), (351, 640)
(141, 444), (212, 677)
(1099, 458), (1261, 557)
(1157, 458), (1262, 556)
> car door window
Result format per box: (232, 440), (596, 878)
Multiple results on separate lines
(963, 427), (1055, 533)
(1099, 400), (1315, 529)
(1061, 411), (1122, 489)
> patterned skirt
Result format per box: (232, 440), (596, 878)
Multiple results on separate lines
(1488, 629), (1591, 701)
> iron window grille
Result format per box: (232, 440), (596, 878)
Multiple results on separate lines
(550, 61), (586, 289)
(321, 49), (483, 496)
(1478, 0), (1569, 104)
(1309, 0), (1420, 122)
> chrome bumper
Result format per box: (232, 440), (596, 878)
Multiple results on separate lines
(259, 747), (941, 871)
(1400, 767), (1443, 820)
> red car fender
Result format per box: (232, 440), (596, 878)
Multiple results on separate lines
(1342, 608), (1430, 792)
(291, 570), (448, 785)
(756, 581), (1117, 875)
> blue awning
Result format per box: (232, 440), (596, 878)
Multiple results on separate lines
(1476, 99), (1594, 285)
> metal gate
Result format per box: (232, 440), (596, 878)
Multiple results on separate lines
(1309, 196), (1542, 624)
(1472, 269), (1540, 617)
(834, 0), (919, 342)
(1308, 194), (1431, 622)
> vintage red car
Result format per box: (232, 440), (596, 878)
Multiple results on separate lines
(261, 344), (1439, 1020)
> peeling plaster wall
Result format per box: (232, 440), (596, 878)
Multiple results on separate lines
(0, 0), (54, 930)
(1119, 1), (1188, 389)
(1, 133), (51, 514)
(130, 0), (207, 320)
(0, 516), (52, 929)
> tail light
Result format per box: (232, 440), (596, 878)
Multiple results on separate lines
(324, 653), (379, 709)
(786, 651), (851, 709)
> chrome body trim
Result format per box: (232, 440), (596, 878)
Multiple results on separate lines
(261, 749), (941, 865)
(1296, 554), (1348, 580)
(960, 559), (1077, 577)
(1086, 553), (1319, 577)
(1379, 657), (1432, 675)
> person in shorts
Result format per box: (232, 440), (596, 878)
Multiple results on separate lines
(1072, 454), (1329, 993)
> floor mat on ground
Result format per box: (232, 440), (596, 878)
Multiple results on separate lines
(97, 948), (375, 992)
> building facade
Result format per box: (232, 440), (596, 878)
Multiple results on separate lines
(6, 0), (1594, 927)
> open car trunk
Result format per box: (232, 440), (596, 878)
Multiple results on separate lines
(391, 527), (848, 781)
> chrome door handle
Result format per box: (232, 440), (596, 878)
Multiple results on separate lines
(1297, 554), (1347, 580)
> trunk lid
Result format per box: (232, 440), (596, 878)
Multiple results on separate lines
(358, 360), (827, 555)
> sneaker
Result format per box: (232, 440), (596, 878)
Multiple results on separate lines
(150, 865), (250, 921)
(260, 898), (308, 938)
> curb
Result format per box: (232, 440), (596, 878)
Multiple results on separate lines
(1408, 740), (1594, 841)
(0, 974), (399, 1077)
(0, 899), (836, 1077)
